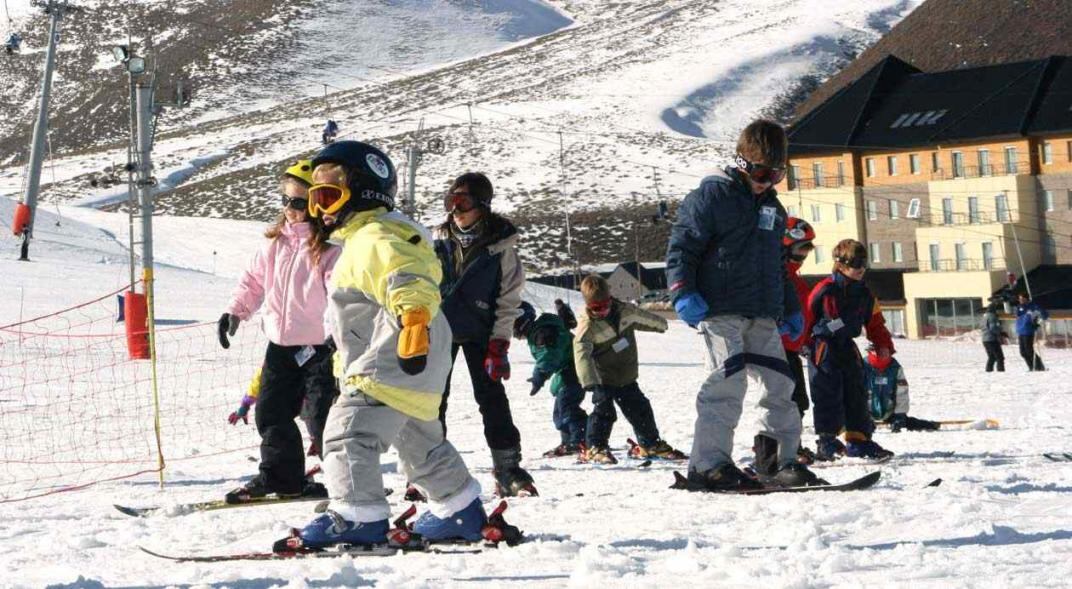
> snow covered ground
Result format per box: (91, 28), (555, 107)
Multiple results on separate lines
(2, 204), (1072, 588)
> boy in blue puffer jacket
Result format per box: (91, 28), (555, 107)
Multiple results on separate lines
(512, 301), (587, 457)
(666, 119), (820, 491)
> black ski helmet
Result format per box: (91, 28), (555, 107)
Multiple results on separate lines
(311, 140), (398, 213)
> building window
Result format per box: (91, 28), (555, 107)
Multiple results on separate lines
(952, 152), (965, 178)
(893, 242), (903, 263)
(982, 242), (994, 270)
(810, 204), (822, 223)
(889, 199), (900, 219)
(887, 156), (898, 176)
(1043, 189), (1055, 212)
(882, 309), (906, 337)
(867, 200), (878, 221)
(870, 242), (881, 263)
(814, 246), (826, 263)
(835, 202), (845, 222)
(955, 243), (967, 271)
(837, 161), (845, 186)
(788, 165), (800, 190)
(787, 205), (798, 217)
(813, 162), (824, 188)
(909, 154), (920, 175)
(929, 243), (940, 271)
(866, 158), (876, 177)
(1042, 142), (1053, 165)
(996, 194), (1010, 222)
(1004, 146), (1018, 173)
(978, 149), (990, 176)
(968, 196), (979, 224)
(943, 198), (954, 225)
(931, 152), (940, 173)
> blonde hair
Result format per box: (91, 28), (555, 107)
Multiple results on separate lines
(312, 162), (346, 185)
(581, 274), (611, 303)
(831, 239), (867, 272)
(736, 119), (788, 167)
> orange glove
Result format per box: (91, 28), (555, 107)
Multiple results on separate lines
(398, 308), (431, 375)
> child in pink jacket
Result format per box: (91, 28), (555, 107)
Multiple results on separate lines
(219, 160), (342, 504)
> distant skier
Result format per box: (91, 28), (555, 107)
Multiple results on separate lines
(981, 302), (1007, 372)
(863, 344), (939, 433)
(295, 140), (489, 549)
(5, 33), (20, 54)
(781, 216), (817, 464)
(433, 172), (535, 497)
(322, 119), (339, 144)
(218, 159), (340, 504)
(1015, 293), (1048, 371)
(806, 239), (895, 461)
(573, 274), (686, 464)
(554, 298), (578, 330)
(666, 119), (820, 490)
(512, 301), (587, 457)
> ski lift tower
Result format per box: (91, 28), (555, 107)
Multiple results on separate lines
(15, 0), (78, 261)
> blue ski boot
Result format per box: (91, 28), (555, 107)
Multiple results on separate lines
(412, 497), (487, 542)
(296, 511), (389, 548)
(846, 439), (894, 460)
(815, 435), (846, 461)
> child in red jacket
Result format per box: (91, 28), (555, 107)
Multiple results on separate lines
(806, 239), (894, 461)
(781, 217), (816, 463)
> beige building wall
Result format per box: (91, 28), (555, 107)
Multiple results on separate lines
(903, 271), (1009, 339)
(781, 186), (865, 276)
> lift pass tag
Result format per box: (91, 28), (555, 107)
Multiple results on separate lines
(295, 345), (316, 367)
(758, 206), (777, 231)
(612, 337), (630, 353)
(875, 377), (888, 385)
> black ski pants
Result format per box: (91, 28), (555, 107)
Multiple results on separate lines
(586, 381), (660, 449)
(785, 349), (810, 418)
(256, 342), (336, 494)
(1018, 335), (1045, 371)
(439, 341), (521, 451)
(809, 344), (874, 439)
(983, 341), (1005, 372)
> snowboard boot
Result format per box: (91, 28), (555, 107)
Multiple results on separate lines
(815, 435), (846, 462)
(846, 439), (894, 460)
(543, 443), (583, 458)
(491, 447), (538, 497)
(686, 463), (763, 491)
(627, 438), (688, 461)
(752, 434), (780, 477)
(295, 511), (389, 549)
(905, 416), (941, 432)
(581, 445), (618, 464)
(412, 497), (488, 542)
(225, 474), (299, 504)
(769, 462), (828, 487)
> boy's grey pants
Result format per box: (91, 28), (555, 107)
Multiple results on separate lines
(322, 390), (480, 523)
(689, 316), (802, 473)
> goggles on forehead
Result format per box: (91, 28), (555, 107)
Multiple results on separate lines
(734, 154), (787, 185)
(837, 255), (868, 270)
(445, 190), (477, 213)
(307, 183), (351, 218)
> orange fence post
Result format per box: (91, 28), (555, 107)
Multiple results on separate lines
(123, 291), (150, 360)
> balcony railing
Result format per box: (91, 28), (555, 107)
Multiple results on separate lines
(919, 258), (1007, 272)
(930, 160), (1031, 181)
(787, 176), (848, 191)
(932, 210), (1013, 226)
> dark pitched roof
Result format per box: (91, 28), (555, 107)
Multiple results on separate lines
(790, 56), (1070, 155)
(792, 0), (1072, 124)
(618, 262), (668, 290)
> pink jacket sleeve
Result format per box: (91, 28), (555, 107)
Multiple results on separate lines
(227, 241), (271, 320)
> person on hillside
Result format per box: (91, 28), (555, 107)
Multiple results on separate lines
(513, 301), (587, 458)
(293, 140), (489, 549)
(806, 239), (895, 461)
(554, 298), (578, 330)
(1015, 293), (1048, 371)
(433, 172), (534, 497)
(218, 160), (340, 504)
(781, 216), (817, 464)
(573, 274), (686, 464)
(666, 119), (820, 491)
(322, 119), (339, 144)
(863, 344), (939, 433)
(981, 302), (1007, 372)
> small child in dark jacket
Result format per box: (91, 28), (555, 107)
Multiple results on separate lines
(863, 346), (939, 433)
(513, 302), (587, 457)
(573, 275), (685, 465)
(806, 239), (895, 461)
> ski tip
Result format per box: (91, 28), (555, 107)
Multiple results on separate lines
(926, 478), (943, 487)
(114, 504), (151, 517)
(670, 470), (689, 490)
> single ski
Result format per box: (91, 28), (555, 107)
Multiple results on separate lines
(138, 543), (482, 563)
(118, 487), (393, 518)
(1043, 452), (1072, 462)
(670, 470), (881, 495)
(878, 418), (998, 428)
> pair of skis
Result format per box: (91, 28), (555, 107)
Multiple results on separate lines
(141, 500), (523, 563)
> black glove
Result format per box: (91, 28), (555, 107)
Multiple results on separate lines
(217, 313), (240, 349)
(889, 413), (908, 433)
(528, 370), (549, 396)
(584, 384), (605, 397)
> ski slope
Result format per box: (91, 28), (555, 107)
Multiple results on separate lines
(2, 205), (1072, 588)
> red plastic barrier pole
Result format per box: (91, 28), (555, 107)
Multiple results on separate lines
(123, 291), (150, 359)
(12, 203), (31, 236)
